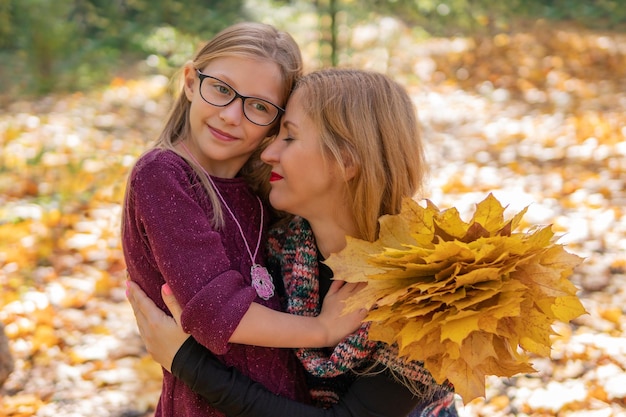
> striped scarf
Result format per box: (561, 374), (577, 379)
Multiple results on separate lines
(267, 217), (456, 411)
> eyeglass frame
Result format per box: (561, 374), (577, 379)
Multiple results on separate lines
(195, 69), (285, 126)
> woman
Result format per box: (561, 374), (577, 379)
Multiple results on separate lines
(127, 68), (458, 417)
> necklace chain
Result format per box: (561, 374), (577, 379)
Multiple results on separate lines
(179, 143), (274, 299)
(180, 143), (263, 263)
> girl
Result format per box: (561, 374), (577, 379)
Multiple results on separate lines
(122, 24), (364, 417)
(127, 69), (458, 417)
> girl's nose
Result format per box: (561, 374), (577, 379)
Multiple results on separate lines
(219, 99), (244, 125)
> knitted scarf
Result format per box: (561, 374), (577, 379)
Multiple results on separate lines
(267, 217), (455, 410)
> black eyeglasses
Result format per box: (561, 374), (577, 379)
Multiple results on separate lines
(196, 70), (284, 126)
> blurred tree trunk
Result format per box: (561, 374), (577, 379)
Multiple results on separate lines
(329, 0), (338, 67)
(0, 323), (13, 388)
(316, 0), (338, 67)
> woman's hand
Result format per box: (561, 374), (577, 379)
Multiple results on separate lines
(318, 280), (368, 346)
(126, 280), (190, 372)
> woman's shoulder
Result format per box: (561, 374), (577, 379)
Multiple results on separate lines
(267, 216), (314, 255)
(269, 216), (310, 239)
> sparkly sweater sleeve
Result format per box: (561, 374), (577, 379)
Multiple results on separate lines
(171, 337), (428, 417)
(124, 150), (257, 354)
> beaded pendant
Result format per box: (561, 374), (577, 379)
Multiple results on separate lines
(251, 264), (275, 300)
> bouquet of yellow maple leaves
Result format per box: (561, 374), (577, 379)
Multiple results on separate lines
(325, 193), (587, 403)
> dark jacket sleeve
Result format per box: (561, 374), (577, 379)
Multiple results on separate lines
(171, 337), (424, 417)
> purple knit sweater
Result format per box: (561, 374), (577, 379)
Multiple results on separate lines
(122, 149), (309, 417)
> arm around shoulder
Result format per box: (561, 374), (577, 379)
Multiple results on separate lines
(172, 338), (442, 417)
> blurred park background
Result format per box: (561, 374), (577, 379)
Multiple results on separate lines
(1, 0), (626, 416)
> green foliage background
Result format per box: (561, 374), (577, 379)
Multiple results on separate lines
(0, 0), (244, 96)
(0, 0), (624, 98)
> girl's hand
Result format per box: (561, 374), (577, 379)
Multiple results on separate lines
(126, 280), (190, 372)
(318, 280), (368, 346)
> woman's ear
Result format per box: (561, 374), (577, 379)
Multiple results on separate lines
(182, 62), (196, 101)
(343, 152), (358, 181)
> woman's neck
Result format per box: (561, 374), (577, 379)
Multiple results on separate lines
(308, 217), (357, 259)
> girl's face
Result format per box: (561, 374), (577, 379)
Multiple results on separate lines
(182, 56), (283, 178)
(261, 89), (352, 221)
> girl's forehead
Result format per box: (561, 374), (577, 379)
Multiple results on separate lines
(201, 55), (278, 76)
(201, 56), (283, 102)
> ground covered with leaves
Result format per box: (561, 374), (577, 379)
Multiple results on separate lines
(1, 20), (626, 417)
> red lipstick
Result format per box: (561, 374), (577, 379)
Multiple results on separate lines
(269, 172), (283, 182)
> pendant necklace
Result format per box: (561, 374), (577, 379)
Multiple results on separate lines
(180, 143), (275, 300)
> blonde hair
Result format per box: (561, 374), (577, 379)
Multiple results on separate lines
(294, 69), (427, 242)
(155, 22), (302, 227)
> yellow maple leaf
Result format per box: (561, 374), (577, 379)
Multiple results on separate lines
(325, 193), (587, 403)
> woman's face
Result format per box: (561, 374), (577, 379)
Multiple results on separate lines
(261, 89), (350, 221)
(182, 56), (283, 178)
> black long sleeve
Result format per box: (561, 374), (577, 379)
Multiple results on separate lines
(171, 337), (423, 417)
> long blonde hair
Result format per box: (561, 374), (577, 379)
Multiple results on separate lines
(155, 22), (302, 227)
(295, 69), (427, 242)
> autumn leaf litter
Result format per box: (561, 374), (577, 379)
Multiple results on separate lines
(1, 23), (626, 416)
